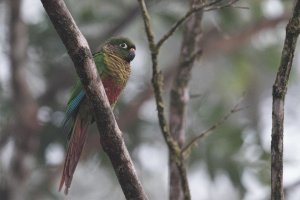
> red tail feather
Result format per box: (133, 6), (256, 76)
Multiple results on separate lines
(59, 115), (89, 194)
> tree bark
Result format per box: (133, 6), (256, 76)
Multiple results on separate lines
(40, 0), (148, 199)
(168, 0), (203, 200)
(7, 0), (40, 199)
(271, 1), (300, 200)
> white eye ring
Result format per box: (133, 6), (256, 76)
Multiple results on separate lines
(119, 43), (127, 48)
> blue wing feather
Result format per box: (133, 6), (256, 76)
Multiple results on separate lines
(62, 90), (85, 128)
(61, 53), (104, 131)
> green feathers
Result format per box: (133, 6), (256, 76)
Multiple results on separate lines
(102, 37), (136, 62)
(65, 37), (136, 117)
(60, 37), (136, 194)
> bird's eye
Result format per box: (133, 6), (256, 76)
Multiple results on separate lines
(119, 43), (127, 49)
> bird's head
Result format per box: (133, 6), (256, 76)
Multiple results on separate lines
(103, 37), (136, 63)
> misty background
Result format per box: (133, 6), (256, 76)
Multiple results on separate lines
(1, 0), (300, 199)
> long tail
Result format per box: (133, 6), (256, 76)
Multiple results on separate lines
(59, 114), (89, 195)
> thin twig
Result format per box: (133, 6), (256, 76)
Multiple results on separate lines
(182, 97), (245, 156)
(137, 0), (156, 52)
(204, 0), (242, 11)
(156, 0), (242, 48)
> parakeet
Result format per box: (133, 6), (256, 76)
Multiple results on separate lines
(59, 37), (136, 194)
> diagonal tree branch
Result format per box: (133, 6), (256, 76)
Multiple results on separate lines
(40, 0), (148, 199)
(182, 99), (244, 156)
(271, 1), (300, 200)
(156, 0), (216, 48)
(156, 0), (240, 48)
(204, 0), (242, 11)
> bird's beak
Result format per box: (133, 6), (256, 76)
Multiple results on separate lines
(127, 48), (136, 62)
(130, 48), (135, 52)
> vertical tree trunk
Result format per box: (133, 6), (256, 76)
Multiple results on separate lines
(8, 0), (40, 199)
(271, 1), (300, 200)
(169, 0), (203, 199)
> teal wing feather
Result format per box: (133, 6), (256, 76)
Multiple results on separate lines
(60, 52), (107, 193)
(62, 52), (106, 129)
(62, 82), (85, 126)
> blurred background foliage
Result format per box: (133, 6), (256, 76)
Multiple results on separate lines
(1, 0), (300, 200)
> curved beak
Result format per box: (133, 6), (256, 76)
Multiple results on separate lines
(127, 48), (136, 62)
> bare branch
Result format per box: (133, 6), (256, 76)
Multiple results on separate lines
(182, 97), (245, 157)
(138, 0), (247, 199)
(40, 0), (148, 199)
(271, 1), (300, 200)
(137, 0), (194, 199)
(137, 0), (180, 154)
(137, 0), (156, 51)
(117, 13), (288, 131)
(156, 0), (241, 48)
(204, 0), (243, 11)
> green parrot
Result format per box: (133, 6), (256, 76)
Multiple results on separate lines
(59, 37), (136, 194)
